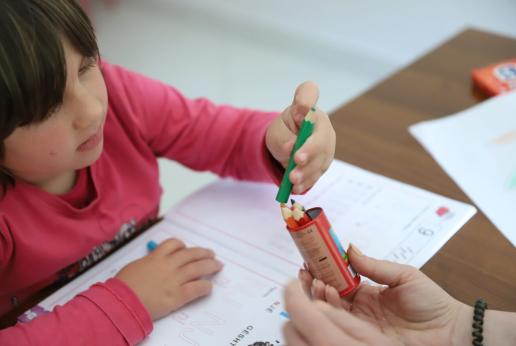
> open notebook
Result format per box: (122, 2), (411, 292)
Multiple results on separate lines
(22, 160), (476, 345)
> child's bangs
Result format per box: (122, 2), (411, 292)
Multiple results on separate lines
(0, 0), (99, 139)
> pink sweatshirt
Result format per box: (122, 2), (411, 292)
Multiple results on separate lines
(0, 63), (281, 345)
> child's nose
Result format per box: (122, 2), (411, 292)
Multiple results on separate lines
(73, 98), (103, 130)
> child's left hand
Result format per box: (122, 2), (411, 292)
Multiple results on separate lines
(265, 81), (335, 193)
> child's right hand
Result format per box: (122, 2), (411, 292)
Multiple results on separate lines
(115, 238), (223, 320)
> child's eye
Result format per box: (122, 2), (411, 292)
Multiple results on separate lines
(79, 57), (97, 75)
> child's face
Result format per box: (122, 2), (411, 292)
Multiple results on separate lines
(2, 39), (108, 187)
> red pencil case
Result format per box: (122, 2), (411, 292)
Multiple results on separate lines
(286, 207), (360, 297)
(472, 58), (516, 96)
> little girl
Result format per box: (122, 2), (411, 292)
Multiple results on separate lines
(0, 1), (336, 345)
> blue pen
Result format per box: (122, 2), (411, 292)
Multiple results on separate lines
(147, 240), (158, 252)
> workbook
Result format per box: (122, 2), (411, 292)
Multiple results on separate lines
(22, 160), (476, 345)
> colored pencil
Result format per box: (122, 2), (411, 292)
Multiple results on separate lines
(275, 107), (316, 203)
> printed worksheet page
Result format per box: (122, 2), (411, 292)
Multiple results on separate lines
(25, 160), (476, 345)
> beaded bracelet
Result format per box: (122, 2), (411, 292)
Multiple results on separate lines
(472, 298), (488, 346)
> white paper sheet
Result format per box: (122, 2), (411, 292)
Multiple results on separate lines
(410, 91), (516, 246)
(22, 160), (476, 345)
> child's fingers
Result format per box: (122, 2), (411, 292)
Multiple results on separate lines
(276, 138), (295, 167)
(152, 238), (186, 257)
(289, 145), (321, 180)
(178, 280), (214, 308)
(280, 105), (301, 133)
(179, 258), (223, 282)
(293, 109), (334, 165)
(170, 247), (215, 267)
(293, 170), (320, 194)
(291, 155), (326, 193)
(296, 139), (333, 177)
(292, 81), (320, 116)
(303, 114), (334, 151)
(281, 81), (319, 132)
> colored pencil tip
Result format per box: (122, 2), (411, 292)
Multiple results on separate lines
(147, 240), (158, 252)
(281, 205), (292, 219)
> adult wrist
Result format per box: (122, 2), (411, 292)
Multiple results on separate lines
(451, 302), (474, 346)
(483, 309), (516, 345)
(453, 299), (516, 346)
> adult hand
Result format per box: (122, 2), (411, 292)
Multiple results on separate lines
(284, 245), (472, 345)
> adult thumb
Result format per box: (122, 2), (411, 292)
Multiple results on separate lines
(348, 244), (417, 287)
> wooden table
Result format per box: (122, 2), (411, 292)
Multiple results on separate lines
(331, 28), (516, 311)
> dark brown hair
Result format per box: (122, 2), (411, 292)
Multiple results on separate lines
(0, 0), (99, 194)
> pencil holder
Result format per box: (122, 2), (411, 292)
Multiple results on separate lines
(286, 207), (360, 296)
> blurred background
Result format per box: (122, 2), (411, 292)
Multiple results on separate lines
(85, 0), (516, 213)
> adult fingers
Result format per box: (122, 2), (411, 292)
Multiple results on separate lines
(284, 280), (345, 345)
(283, 321), (310, 346)
(298, 268), (313, 296)
(315, 301), (380, 341)
(348, 244), (418, 287)
(311, 278), (326, 301)
(324, 284), (351, 310)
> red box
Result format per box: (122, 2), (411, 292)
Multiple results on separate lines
(472, 59), (516, 96)
(286, 207), (360, 297)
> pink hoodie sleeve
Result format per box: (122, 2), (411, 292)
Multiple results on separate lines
(0, 278), (153, 346)
(102, 63), (283, 184)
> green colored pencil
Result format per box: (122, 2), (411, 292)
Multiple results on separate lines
(275, 107), (316, 203)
